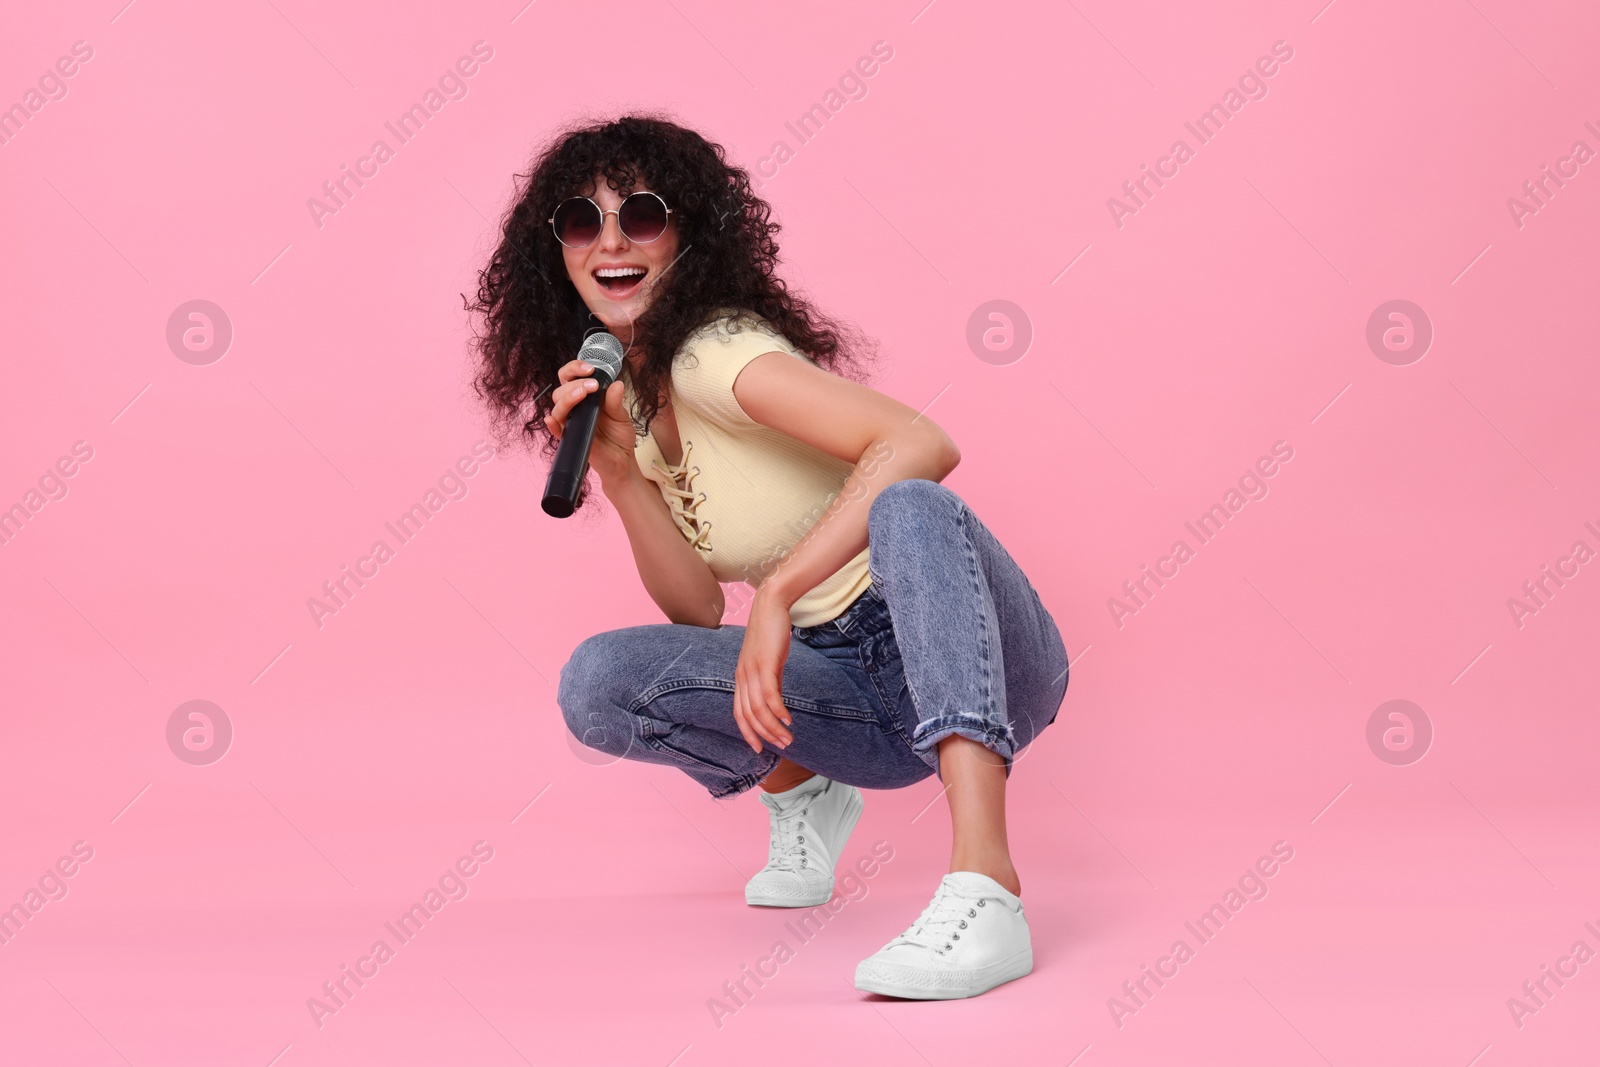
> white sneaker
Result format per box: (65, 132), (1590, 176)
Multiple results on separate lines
(744, 775), (864, 907)
(854, 872), (1033, 999)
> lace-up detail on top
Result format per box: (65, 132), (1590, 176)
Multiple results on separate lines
(763, 797), (812, 873)
(887, 881), (987, 955)
(622, 312), (875, 627)
(651, 439), (713, 554)
(747, 775), (864, 908)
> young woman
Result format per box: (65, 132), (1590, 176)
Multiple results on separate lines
(470, 116), (1070, 1000)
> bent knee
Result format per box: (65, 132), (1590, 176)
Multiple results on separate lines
(869, 478), (961, 529)
(557, 632), (632, 751)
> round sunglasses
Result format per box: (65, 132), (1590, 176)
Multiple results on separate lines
(549, 191), (674, 249)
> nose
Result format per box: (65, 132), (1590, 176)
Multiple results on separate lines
(597, 208), (629, 252)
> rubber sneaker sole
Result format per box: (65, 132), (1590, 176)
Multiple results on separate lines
(854, 947), (1034, 1000)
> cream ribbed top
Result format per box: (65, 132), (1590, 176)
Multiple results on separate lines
(622, 311), (872, 628)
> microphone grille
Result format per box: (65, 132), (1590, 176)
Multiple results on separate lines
(578, 332), (626, 380)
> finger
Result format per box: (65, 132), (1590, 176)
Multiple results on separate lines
(750, 709), (786, 750)
(557, 359), (597, 386)
(763, 667), (795, 746)
(767, 668), (793, 730)
(602, 380), (627, 420)
(732, 683), (762, 753)
(760, 690), (794, 748)
(744, 671), (791, 749)
(751, 658), (793, 732)
(555, 378), (601, 413)
(547, 378), (602, 435)
(737, 665), (782, 748)
(732, 677), (756, 751)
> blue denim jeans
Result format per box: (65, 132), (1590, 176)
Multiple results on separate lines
(557, 479), (1070, 798)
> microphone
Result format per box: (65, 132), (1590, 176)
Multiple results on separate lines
(542, 331), (627, 518)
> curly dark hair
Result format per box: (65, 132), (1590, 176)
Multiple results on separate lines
(466, 114), (873, 490)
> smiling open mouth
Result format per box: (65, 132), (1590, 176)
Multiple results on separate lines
(595, 266), (647, 294)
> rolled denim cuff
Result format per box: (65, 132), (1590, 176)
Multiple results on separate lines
(706, 751), (783, 799)
(910, 714), (1017, 775)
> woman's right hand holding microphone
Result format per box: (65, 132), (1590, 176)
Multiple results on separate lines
(543, 358), (638, 488)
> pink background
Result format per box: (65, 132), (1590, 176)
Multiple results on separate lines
(3, 0), (1598, 1063)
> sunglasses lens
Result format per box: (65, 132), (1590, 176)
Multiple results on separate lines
(552, 198), (602, 247)
(618, 193), (669, 243)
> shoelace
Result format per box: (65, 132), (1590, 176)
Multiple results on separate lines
(889, 883), (989, 955)
(765, 796), (814, 873)
(651, 439), (713, 553)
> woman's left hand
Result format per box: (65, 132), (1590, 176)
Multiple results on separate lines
(733, 588), (795, 753)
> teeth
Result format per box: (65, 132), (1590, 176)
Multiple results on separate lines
(596, 267), (646, 278)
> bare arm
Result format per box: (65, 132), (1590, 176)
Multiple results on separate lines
(545, 365), (723, 628)
(736, 351), (961, 609)
(727, 350), (961, 754)
(598, 456), (724, 627)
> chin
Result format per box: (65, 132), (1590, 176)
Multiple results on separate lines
(588, 299), (651, 334)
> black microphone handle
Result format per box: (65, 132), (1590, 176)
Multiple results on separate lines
(541, 381), (608, 518)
